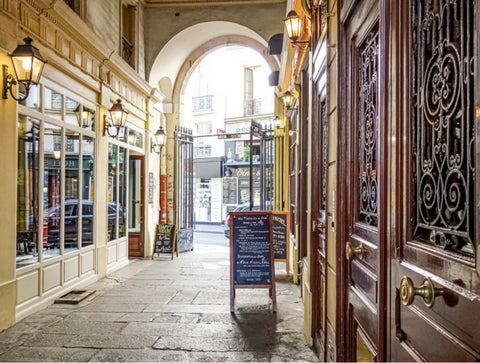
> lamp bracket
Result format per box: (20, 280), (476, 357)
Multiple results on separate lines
(103, 114), (121, 138)
(2, 65), (29, 102)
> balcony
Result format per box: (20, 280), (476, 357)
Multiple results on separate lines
(192, 95), (214, 113)
(244, 98), (262, 116)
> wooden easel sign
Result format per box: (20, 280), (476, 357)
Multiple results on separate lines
(152, 224), (178, 260)
(230, 211), (276, 313)
(272, 211), (290, 276)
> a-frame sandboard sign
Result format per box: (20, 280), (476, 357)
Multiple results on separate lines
(230, 211), (276, 313)
(152, 224), (178, 260)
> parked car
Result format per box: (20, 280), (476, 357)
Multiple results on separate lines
(224, 202), (272, 238)
(45, 200), (124, 248)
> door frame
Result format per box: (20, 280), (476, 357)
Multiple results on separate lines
(128, 154), (145, 258)
(336, 0), (391, 360)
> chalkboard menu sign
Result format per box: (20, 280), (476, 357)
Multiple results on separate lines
(272, 212), (289, 260)
(152, 224), (178, 260)
(272, 212), (290, 276)
(222, 177), (238, 204)
(230, 211), (276, 313)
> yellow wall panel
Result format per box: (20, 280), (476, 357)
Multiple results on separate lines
(17, 271), (39, 304)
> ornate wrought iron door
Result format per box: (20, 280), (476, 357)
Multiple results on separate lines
(392, 0), (480, 360)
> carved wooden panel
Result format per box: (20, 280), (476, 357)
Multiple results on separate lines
(412, 0), (475, 255)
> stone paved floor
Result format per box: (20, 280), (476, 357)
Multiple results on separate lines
(0, 232), (318, 362)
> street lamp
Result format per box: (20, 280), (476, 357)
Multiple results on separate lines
(151, 126), (167, 153)
(104, 99), (128, 137)
(2, 37), (47, 102)
(74, 105), (95, 129)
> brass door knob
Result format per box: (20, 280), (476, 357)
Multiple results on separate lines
(345, 242), (365, 260)
(399, 276), (444, 308)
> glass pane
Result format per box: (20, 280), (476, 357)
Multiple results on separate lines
(65, 131), (80, 251)
(16, 116), (40, 268)
(82, 136), (95, 247)
(118, 147), (127, 237)
(107, 144), (118, 241)
(128, 128), (143, 148)
(43, 123), (62, 259)
(19, 85), (40, 109)
(65, 98), (80, 126)
(44, 88), (63, 120)
(128, 158), (141, 232)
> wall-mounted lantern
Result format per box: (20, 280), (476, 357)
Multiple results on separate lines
(283, 91), (296, 110)
(104, 99), (128, 137)
(283, 10), (309, 46)
(74, 105), (95, 129)
(2, 37), (46, 102)
(151, 126), (167, 153)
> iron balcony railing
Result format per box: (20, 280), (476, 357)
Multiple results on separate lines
(244, 98), (262, 116)
(192, 95), (214, 113)
(122, 36), (134, 68)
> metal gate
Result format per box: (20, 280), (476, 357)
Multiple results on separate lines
(174, 126), (194, 252)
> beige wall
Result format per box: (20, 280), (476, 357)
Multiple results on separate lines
(0, 50), (19, 331)
(0, 0), (163, 331)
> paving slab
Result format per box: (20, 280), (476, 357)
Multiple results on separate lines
(0, 232), (318, 362)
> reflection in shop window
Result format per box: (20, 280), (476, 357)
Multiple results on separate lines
(128, 128), (143, 148)
(119, 147), (127, 237)
(65, 132), (80, 251)
(16, 116), (40, 268)
(44, 88), (63, 120)
(107, 144), (118, 241)
(65, 98), (79, 126)
(43, 123), (62, 259)
(82, 136), (94, 247)
(19, 85), (40, 110)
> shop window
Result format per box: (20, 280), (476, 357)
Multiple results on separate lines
(16, 87), (96, 269)
(16, 117), (40, 268)
(119, 147), (127, 237)
(122, 3), (136, 69)
(107, 144), (128, 241)
(44, 88), (63, 121)
(43, 123), (62, 259)
(82, 136), (94, 247)
(128, 128), (143, 148)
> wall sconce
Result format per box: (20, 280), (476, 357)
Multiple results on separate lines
(283, 91), (297, 111)
(151, 126), (167, 153)
(104, 99), (128, 137)
(2, 37), (46, 102)
(74, 105), (95, 129)
(283, 10), (309, 46)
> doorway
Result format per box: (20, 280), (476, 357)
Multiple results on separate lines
(128, 154), (145, 257)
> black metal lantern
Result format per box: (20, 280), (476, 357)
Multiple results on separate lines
(104, 99), (128, 137)
(2, 37), (46, 102)
(74, 105), (95, 129)
(151, 126), (167, 153)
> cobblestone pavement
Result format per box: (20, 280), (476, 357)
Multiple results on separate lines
(0, 232), (318, 362)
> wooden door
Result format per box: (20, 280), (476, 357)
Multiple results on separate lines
(391, 0), (480, 360)
(339, 0), (386, 360)
(310, 3), (329, 357)
(128, 155), (145, 257)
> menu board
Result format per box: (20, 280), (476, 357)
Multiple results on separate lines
(272, 212), (289, 261)
(152, 224), (178, 260)
(230, 211), (276, 313)
(222, 177), (238, 204)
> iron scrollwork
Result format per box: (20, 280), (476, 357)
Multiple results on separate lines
(412, 0), (475, 255)
(358, 28), (379, 227)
